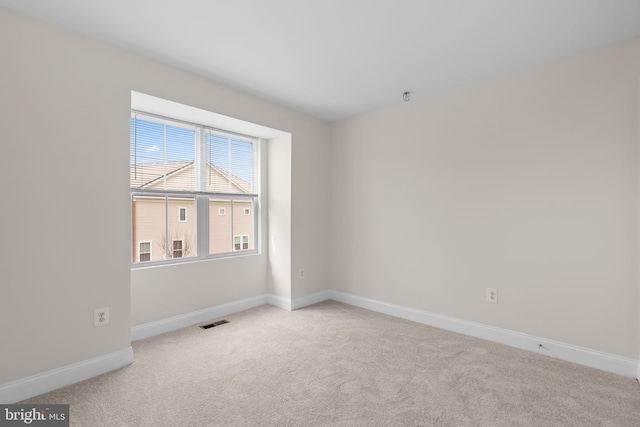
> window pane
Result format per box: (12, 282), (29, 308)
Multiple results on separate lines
(205, 133), (254, 194)
(132, 195), (196, 262)
(163, 125), (196, 191)
(132, 195), (166, 263)
(130, 118), (196, 192)
(208, 198), (255, 254)
(209, 199), (232, 254)
(207, 134), (230, 193)
(230, 139), (254, 193)
(131, 119), (164, 188)
(166, 197), (196, 260)
(233, 200), (254, 251)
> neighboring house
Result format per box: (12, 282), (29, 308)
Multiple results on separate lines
(130, 161), (254, 263)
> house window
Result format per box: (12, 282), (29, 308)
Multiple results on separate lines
(139, 241), (151, 262)
(130, 112), (259, 265)
(244, 208), (250, 215)
(172, 239), (183, 258)
(234, 235), (249, 251)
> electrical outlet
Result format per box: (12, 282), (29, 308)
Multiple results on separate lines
(299, 269), (305, 279)
(486, 288), (498, 303)
(94, 307), (109, 327)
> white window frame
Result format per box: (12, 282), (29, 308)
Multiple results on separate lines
(139, 241), (152, 262)
(178, 207), (187, 222)
(233, 234), (249, 251)
(219, 207), (226, 215)
(244, 207), (250, 215)
(130, 111), (260, 267)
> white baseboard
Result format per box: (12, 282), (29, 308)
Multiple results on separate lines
(131, 291), (324, 340)
(3, 291), (637, 405)
(266, 294), (291, 311)
(8, 290), (633, 405)
(266, 290), (331, 311)
(0, 347), (134, 404)
(291, 290), (331, 310)
(329, 290), (639, 379)
(131, 294), (268, 341)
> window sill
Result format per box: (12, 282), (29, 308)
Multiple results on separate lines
(130, 250), (260, 270)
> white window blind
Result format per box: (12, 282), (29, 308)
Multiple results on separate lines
(206, 131), (255, 195)
(130, 117), (197, 192)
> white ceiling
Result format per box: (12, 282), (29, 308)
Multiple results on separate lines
(2, 0), (640, 122)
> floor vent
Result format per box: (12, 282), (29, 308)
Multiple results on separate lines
(200, 320), (229, 330)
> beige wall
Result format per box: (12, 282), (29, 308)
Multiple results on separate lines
(331, 37), (640, 359)
(0, 6), (330, 385)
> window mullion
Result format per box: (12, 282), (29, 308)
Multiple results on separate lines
(230, 199), (234, 250)
(133, 115), (137, 180)
(195, 128), (205, 260)
(163, 124), (167, 189)
(227, 136), (232, 193)
(164, 196), (169, 260)
(197, 195), (209, 258)
(253, 196), (259, 252)
(195, 128), (206, 192)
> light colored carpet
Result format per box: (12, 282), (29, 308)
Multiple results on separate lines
(21, 301), (640, 426)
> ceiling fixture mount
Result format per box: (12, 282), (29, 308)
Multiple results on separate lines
(403, 92), (411, 102)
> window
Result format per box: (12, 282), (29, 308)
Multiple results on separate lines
(130, 112), (259, 265)
(172, 239), (183, 258)
(234, 235), (249, 251)
(139, 241), (151, 262)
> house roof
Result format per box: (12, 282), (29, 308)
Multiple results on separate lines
(130, 161), (253, 194)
